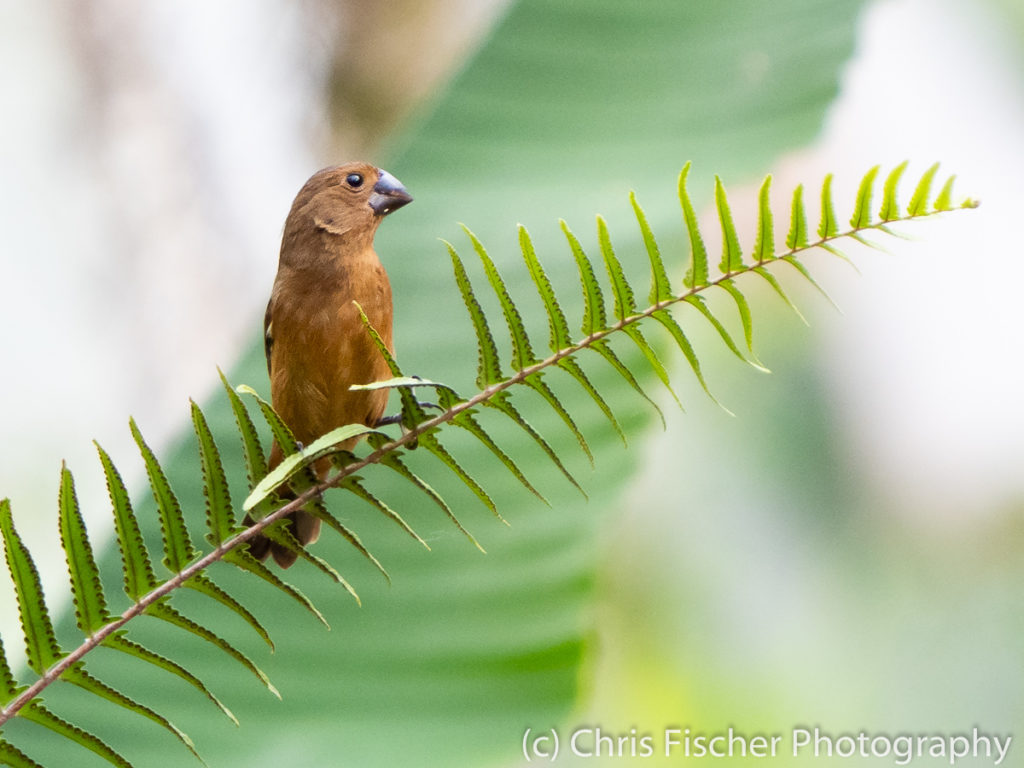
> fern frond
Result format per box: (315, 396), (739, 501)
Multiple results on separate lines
(851, 165), (880, 228)
(934, 174), (956, 211)
(556, 357), (627, 446)
(368, 432), (485, 551)
(714, 280), (766, 370)
(0, 499), (62, 674)
(630, 191), (672, 303)
(524, 373), (593, 463)
(519, 226), (573, 351)
(0, 637), (21, 702)
(20, 701), (130, 768)
(62, 665), (201, 763)
(222, 544), (338, 618)
(351, 307), (434, 433)
(880, 161), (908, 221)
(449, 406), (548, 506)
(419, 432), (500, 519)
(183, 573), (279, 643)
(0, 161), (977, 768)
(715, 177), (745, 274)
(622, 324), (681, 407)
(0, 738), (46, 768)
(908, 162), (939, 216)
(752, 174), (775, 263)
(562, 221), (664, 420)
(592, 215), (681, 407)
(235, 387), (338, 545)
(686, 293), (767, 372)
(129, 418), (200, 573)
(598, 216), (638, 320)
(244, 422), (374, 509)
(145, 602), (279, 698)
(486, 392), (585, 496)
(243, 519), (351, 588)
(58, 464), (112, 634)
(780, 256), (842, 313)
(590, 340), (665, 427)
(469, 227), (591, 461)
(102, 632), (237, 724)
(447, 241), (504, 387)
(562, 220), (607, 335)
(465, 225), (539, 371)
(650, 309), (731, 415)
(786, 184), (809, 250)
(293, 502), (390, 582)
(818, 173), (838, 238)
(342, 476), (428, 549)
(219, 369), (269, 484)
(94, 442), (160, 599)
(753, 266), (809, 325)
(679, 162), (709, 288)
(191, 401), (237, 545)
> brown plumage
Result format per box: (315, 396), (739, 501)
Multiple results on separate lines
(249, 162), (413, 567)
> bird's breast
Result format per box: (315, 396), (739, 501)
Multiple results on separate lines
(269, 257), (394, 446)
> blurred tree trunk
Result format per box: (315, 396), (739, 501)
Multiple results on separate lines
(0, 0), (505, 660)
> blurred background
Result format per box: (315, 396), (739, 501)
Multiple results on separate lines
(0, 0), (1021, 765)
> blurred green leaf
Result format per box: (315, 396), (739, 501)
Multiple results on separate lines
(38, 1), (865, 765)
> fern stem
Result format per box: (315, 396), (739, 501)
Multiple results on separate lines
(0, 206), (957, 727)
(308, 210), (950, 484)
(0, 497), (309, 725)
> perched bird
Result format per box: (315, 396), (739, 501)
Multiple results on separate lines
(248, 162), (413, 567)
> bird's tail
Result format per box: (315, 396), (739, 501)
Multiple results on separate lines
(245, 442), (322, 568)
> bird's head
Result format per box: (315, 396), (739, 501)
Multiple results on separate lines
(285, 162), (413, 247)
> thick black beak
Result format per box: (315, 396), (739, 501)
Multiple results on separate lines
(368, 169), (413, 216)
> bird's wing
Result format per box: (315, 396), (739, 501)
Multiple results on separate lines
(263, 298), (274, 376)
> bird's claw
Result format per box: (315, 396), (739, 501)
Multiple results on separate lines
(374, 401), (442, 428)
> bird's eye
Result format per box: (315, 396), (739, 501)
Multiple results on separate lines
(345, 173), (364, 188)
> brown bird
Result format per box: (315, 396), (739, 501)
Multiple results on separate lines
(248, 162), (413, 567)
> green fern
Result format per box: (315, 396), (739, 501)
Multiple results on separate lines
(0, 163), (976, 767)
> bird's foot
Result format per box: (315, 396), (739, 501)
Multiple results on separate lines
(374, 402), (442, 427)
